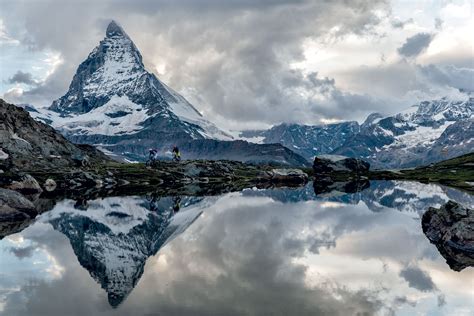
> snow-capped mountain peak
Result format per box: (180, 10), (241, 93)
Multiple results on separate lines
(240, 96), (473, 168)
(29, 20), (232, 159)
(396, 97), (474, 123)
(106, 20), (129, 38)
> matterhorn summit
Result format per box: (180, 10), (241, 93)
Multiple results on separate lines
(32, 20), (233, 158)
(29, 21), (307, 165)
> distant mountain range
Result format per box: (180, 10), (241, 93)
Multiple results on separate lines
(240, 98), (473, 168)
(24, 20), (472, 168)
(28, 21), (307, 166)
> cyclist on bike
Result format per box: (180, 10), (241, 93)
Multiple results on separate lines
(172, 145), (181, 162)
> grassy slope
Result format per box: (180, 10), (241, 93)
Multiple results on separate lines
(370, 153), (474, 192)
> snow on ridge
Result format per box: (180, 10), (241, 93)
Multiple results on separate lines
(385, 121), (454, 150)
(33, 95), (150, 136)
(83, 35), (146, 99)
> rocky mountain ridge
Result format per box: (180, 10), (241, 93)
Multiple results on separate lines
(240, 97), (473, 168)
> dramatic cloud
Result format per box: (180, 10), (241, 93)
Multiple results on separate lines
(7, 70), (37, 85)
(399, 265), (437, 292)
(397, 32), (434, 57)
(419, 64), (474, 92)
(0, 0), (471, 128)
(9, 245), (36, 259)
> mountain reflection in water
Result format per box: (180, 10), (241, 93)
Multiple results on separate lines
(0, 180), (472, 315)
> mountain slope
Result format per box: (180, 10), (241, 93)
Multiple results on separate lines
(240, 121), (360, 160)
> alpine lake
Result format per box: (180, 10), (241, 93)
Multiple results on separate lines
(1, 180), (473, 316)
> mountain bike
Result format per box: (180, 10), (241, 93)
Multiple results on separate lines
(146, 149), (159, 167)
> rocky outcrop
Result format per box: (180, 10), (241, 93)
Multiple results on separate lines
(422, 201), (474, 271)
(0, 188), (37, 239)
(6, 174), (42, 194)
(0, 98), (110, 171)
(313, 155), (370, 174)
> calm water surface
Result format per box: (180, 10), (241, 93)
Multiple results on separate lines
(1, 181), (473, 316)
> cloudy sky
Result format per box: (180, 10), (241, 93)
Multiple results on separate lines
(0, 0), (472, 129)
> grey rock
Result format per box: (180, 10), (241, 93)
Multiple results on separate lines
(422, 201), (474, 271)
(6, 174), (42, 194)
(0, 188), (37, 239)
(44, 178), (57, 192)
(0, 98), (110, 170)
(0, 188), (36, 215)
(313, 155), (370, 174)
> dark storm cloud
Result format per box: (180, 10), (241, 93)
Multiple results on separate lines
(399, 265), (437, 292)
(0, 0), (389, 126)
(397, 32), (434, 57)
(8, 245), (36, 259)
(7, 71), (37, 85)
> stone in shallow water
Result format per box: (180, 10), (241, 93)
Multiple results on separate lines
(422, 200), (474, 271)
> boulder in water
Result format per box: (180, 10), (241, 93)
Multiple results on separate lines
(0, 188), (37, 239)
(313, 155), (370, 174)
(422, 201), (474, 271)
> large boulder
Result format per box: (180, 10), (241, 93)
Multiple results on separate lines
(313, 155), (370, 174)
(6, 174), (42, 194)
(422, 201), (474, 271)
(0, 188), (37, 239)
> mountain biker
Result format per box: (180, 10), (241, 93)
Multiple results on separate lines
(172, 145), (181, 162)
(149, 148), (159, 161)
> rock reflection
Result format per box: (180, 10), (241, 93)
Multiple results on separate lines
(312, 178), (370, 195)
